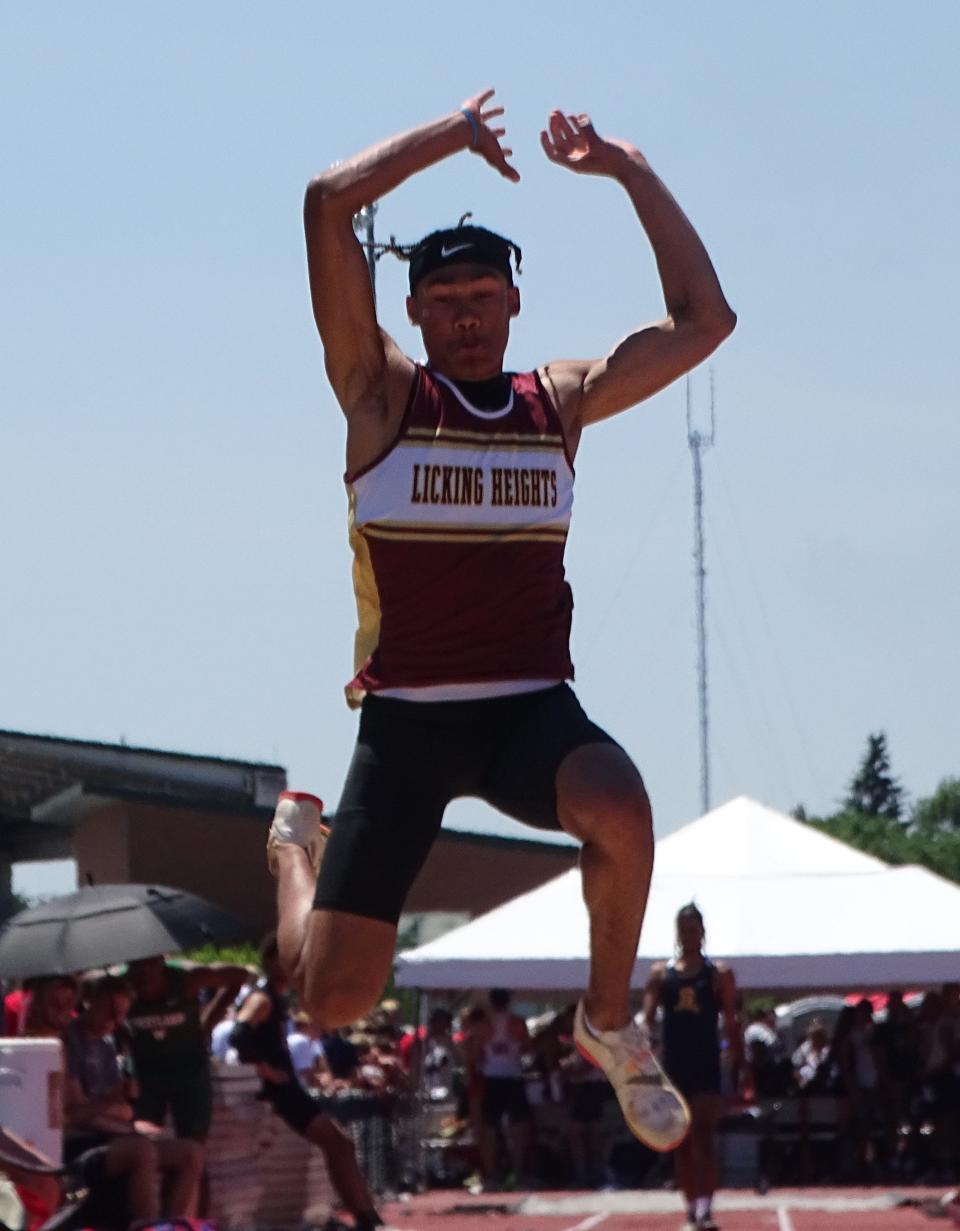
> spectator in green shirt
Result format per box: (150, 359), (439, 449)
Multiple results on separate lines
(125, 956), (247, 1141)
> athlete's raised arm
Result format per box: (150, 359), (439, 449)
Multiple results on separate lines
(303, 91), (519, 426)
(537, 111), (736, 441)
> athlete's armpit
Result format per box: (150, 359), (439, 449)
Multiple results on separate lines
(538, 359), (592, 456)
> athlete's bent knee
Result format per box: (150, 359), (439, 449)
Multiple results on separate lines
(557, 745), (652, 841)
(298, 909), (395, 1028)
(300, 976), (381, 1030)
(567, 779), (653, 852)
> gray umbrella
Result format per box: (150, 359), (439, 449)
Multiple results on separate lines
(0, 883), (254, 979)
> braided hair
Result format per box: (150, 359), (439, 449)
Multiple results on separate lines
(370, 213), (522, 291)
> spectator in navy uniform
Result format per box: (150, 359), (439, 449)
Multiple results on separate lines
(644, 905), (741, 1231)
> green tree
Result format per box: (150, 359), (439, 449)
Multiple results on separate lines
(910, 777), (960, 834)
(844, 732), (904, 821)
(799, 773), (960, 886)
(807, 810), (913, 866)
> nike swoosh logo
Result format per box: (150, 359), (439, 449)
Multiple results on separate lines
(440, 242), (473, 258)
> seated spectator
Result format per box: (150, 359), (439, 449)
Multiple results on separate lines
(846, 998), (882, 1174)
(559, 1034), (609, 1188)
(63, 974), (204, 1222)
(287, 1010), (329, 1091)
(323, 1027), (361, 1087)
(743, 1008), (780, 1056)
(347, 1028), (408, 1105)
(20, 976), (78, 1038)
(874, 990), (919, 1172)
(402, 1008), (458, 1101)
(792, 1020), (831, 1090)
(745, 1012), (793, 1100)
(917, 989), (953, 1176)
(374, 999), (401, 1033)
(4, 981), (32, 1037)
(525, 1007), (572, 1105)
(5, 983), (79, 1226)
(368, 1027), (409, 1100)
(210, 1003), (240, 1063)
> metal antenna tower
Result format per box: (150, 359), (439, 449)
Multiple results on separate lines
(687, 371), (716, 815)
(352, 202), (378, 305)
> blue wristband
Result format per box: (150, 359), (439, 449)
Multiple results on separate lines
(460, 107), (480, 149)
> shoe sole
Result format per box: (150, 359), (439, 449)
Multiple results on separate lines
(574, 1037), (690, 1153)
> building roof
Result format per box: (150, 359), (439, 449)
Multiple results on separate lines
(0, 730), (578, 857)
(0, 729), (286, 823)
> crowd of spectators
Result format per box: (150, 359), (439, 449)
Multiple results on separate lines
(741, 986), (960, 1183)
(0, 957), (415, 1228)
(1, 970), (958, 1223)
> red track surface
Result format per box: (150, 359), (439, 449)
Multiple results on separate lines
(381, 1187), (948, 1231)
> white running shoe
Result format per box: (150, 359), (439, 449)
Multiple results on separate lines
(573, 999), (690, 1152)
(266, 790), (329, 876)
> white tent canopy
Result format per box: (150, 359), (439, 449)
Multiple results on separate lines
(394, 797), (960, 992)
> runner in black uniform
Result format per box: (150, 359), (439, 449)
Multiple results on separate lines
(230, 934), (382, 1231)
(644, 905), (742, 1231)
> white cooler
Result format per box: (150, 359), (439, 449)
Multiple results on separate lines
(0, 1038), (64, 1164)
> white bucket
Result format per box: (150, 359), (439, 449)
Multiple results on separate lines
(0, 1038), (64, 1164)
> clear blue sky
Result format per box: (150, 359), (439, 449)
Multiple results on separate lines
(3, 4), (958, 897)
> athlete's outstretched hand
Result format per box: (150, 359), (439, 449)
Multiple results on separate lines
(461, 89), (521, 183)
(540, 110), (640, 178)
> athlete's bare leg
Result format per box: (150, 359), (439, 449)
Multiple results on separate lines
(157, 1138), (206, 1219)
(673, 1092), (722, 1207)
(305, 1113), (379, 1221)
(556, 743), (653, 1032)
(275, 844), (316, 975)
(505, 1120), (532, 1185)
(274, 844), (395, 1027)
(480, 1122), (500, 1187)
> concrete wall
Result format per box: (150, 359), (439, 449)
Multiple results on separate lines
(70, 800), (579, 936)
(73, 803), (132, 886)
(406, 834), (577, 915)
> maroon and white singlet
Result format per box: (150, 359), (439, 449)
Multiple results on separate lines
(345, 365), (576, 704)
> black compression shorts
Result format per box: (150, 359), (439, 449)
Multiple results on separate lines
(261, 1078), (322, 1136)
(314, 683), (621, 924)
(482, 1076), (532, 1125)
(664, 1060), (722, 1099)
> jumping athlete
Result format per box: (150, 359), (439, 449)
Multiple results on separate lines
(644, 905), (742, 1231)
(270, 88), (736, 1155)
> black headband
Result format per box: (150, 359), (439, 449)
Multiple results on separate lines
(408, 225), (520, 292)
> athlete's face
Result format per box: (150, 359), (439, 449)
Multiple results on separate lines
(37, 978), (78, 1032)
(407, 264), (520, 380)
(676, 913), (704, 953)
(127, 955), (166, 996)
